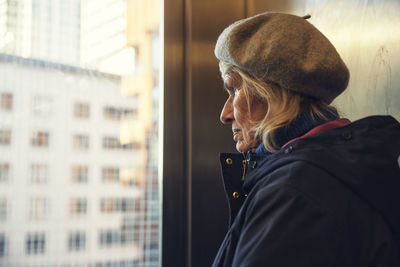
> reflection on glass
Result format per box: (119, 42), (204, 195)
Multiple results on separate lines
(0, 0), (161, 266)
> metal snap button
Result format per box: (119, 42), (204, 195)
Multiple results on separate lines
(226, 158), (233, 165)
(342, 131), (352, 140)
(398, 154), (400, 168)
(232, 192), (239, 199)
(284, 146), (293, 154)
(249, 161), (257, 168)
(244, 194), (248, 197)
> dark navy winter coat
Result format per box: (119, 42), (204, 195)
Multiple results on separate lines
(212, 116), (400, 267)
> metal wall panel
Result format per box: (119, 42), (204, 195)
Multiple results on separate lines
(248, 0), (400, 121)
(163, 0), (187, 266)
(189, 1), (245, 267)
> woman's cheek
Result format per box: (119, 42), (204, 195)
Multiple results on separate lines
(243, 130), (255, 146)
(233, 104), (248, 127)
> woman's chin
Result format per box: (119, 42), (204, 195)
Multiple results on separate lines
(235, 141), (251, 153)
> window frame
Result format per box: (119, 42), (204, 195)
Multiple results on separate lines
(0, 93), (13, 111)
(25, 232), (46, 255)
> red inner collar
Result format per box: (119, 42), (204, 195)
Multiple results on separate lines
(282, 118), (351, 149)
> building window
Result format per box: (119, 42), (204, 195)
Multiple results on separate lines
(0, 234), (7, 257)
(68, 231), (86, 251)
(104, 107), (120, 120)
(101, 167), (119, 183)
(31, 131), (49, 147)
(102, 137), (140, 150)
(29, 197), (48, 220)
(70, 198), (87, 215)
(99, 229), (134, 247)
(25, 233), (46, 255)
(74, 102), (90, 118)
(100, 198), (135, 213)
(72, 134), (89, 150)
(152, 70), (159, 88)
(0, 199), (7, 221)
(0, 129), (11, 145)
(71, 165), (88, 183)
(0, 163), (9, 183)
(120, 167), (142, 186)
(0, 93), (12, 111)
(30, 164), (48, 184)
(103, 106), (137, 120)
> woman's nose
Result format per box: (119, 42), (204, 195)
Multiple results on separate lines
(220, 98), (234, 124)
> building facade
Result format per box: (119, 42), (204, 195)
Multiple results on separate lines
(0, 54), (159, 267)
(0, 0), (161, 265)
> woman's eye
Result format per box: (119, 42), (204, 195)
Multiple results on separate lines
(224, 83), (239, 96)
(226, 87), (238, 95)
(225, 87), (234, 95)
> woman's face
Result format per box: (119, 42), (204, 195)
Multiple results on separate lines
(220, 72), (268, 153)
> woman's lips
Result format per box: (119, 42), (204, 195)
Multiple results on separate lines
(233, 129), (241, 140)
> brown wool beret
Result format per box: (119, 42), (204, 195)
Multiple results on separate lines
(215, 12), (350, 103)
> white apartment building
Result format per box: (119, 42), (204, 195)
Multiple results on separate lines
(0, 53), (159, 267)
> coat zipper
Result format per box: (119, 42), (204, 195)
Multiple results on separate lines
(241, 150), (253, 181)
(241, 158), (249, 181)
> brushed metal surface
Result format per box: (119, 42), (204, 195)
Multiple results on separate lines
(249, 0), (400, 121)
(163, 0), (188, 266)
(189, 1), (245, 267)
(305, 0), (400, 121)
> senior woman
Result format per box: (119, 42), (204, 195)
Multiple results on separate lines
(212, 12), (400, 267)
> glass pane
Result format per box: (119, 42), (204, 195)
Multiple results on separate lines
(0, 0), (162, 266)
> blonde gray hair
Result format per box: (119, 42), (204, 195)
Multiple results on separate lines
(219, 61), (338, 152)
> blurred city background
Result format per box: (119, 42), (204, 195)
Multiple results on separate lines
(0, 0), (161, 266)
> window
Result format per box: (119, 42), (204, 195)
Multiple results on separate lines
(153, 70), (159, 88)
(68, 231), (86, 251)
(72, 134), (89, 150)
(71, 165), (88, 183)
(26, 233), (46, 254)
(74, 102), (90, 118)
(102, 137), (140, 150)
(0, 129), (11, 145)
(99, 229), (134, 247)
(29, 197), (48, 220)
(120, 167), (142, 186)
(0, 199), (7, 221)
(30, 164), (48, 184)
(101, 167), (119, 183)
(100, 198), (135, 213)
(103, 107), (120, 120)
(70, 198), (87, 215)
(0, 163), (10, 183)
(0, 93), (12, 111)
(31, 131), (49, 147)
(102, 137), (119, 149)
(103, 107), (137, 120)
(0, 234), (7, 257)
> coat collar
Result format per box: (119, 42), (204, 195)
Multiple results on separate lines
(255, 110), (340, 155)
(243, 118), (351, 194)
